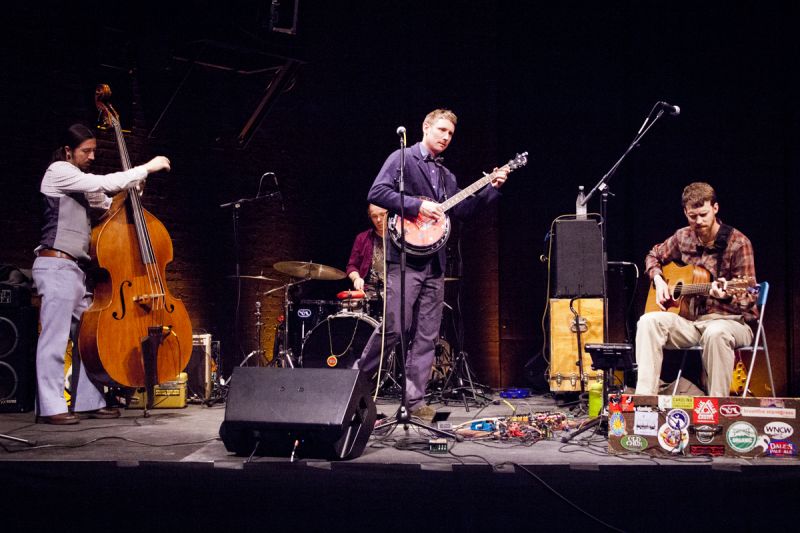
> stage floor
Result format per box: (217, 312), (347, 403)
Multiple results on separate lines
(2, 392), (798, 531)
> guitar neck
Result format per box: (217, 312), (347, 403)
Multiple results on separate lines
(678, 283), (713, 297)
(440, 174), (494, 213)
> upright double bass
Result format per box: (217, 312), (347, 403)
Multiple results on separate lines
(79, 84), (192, 409)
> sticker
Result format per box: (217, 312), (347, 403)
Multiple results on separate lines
(658, 396), (673, 410)
(297, 308), (313, 318)
(689, 445), (725, 457)
(693, 398), (719, 424)
(726, 421), (758, 453)
(767, 440), (797, 457)
(620, 435), (649, 453)
(666, 409), (690, 430)
(634, 411), (659, 436)
(672, 396), (694, 409)
(764, 421), (794, 440)
(693, 425), (722, 444)
(326, 355), (338, 368)
(760, 398), (785, 408)
(619, 395), (635, 412)
(740, 407), (796, 419)
(609, 412), (626, 437)
(657, 423), (688, 453)
(719, 404), (742, 418)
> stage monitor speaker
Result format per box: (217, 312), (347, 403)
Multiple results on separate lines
(554, 219), (604, 297)
(219, 366), (376, 460)
(0, 285), (37, 413)
(188, 334), (213, 401)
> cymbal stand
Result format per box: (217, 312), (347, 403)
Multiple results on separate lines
(264, 278), (311, 368)
(239, 300), (266, 367)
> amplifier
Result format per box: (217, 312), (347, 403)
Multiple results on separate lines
(188, 334), (213, 400)
(128, 373), (188, 409)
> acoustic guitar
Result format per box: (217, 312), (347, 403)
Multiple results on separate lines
(387, 152), (528, 256)
(644, 262), (755, 320)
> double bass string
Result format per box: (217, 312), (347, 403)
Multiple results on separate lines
(110, 115), (167, 325)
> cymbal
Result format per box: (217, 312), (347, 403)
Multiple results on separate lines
(226, 274), (278, 282)
(444, 277), (460, 282)
(273, 261), (346, 281)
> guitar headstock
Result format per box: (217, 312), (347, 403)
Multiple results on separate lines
(724, 276), (757, 297)
(506, 152), (528, 171)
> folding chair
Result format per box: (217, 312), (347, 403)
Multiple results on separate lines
(671, 281), (774, 397)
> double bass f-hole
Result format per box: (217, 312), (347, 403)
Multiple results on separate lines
(78, 84), (192, 413)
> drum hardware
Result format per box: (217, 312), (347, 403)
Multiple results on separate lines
(265, 279), (315, 368)
(435, 288), (492, 411)
(239, 300), (269, 367)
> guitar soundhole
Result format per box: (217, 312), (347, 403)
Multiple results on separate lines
(672, 282), (683, 299)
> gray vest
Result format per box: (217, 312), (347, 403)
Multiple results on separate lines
(38, 193), (92, 263)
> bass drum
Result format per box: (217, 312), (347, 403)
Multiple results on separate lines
(301, 312), (380, 370)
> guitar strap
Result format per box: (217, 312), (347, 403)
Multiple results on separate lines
(711, 223), (734, 278)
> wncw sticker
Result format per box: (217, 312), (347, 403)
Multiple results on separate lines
(764, 421), (794, 440)
(693, 398), (719, 424)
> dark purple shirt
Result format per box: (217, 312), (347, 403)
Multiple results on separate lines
(347, 229), (377, 279)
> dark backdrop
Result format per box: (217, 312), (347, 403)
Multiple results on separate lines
(1, 1), (797, 394)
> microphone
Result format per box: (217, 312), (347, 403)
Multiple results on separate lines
(658, 101), (681, 116)
(396, 126), (406, 136)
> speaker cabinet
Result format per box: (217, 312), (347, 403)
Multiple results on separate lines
(188, 334), (213, 400)
(0, 285), (37, 412)
(219, 367), (376, 460)
(548, 298), (604, 392)
(554, 219), (604, 297)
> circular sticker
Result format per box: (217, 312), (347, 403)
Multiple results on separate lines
(726, 421), (758, 453)
(326, 355), (338, 368)
(658, 423), (688, 454)
(667, 409), (690, 430)
(609, 412), (626, 437)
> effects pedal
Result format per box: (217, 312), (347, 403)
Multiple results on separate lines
(429, 438), (448, 454)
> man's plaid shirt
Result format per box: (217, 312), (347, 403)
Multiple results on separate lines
(645, 224), (758, 322)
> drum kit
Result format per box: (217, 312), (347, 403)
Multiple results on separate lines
(234, 259), (484, 402)
(234, 261), (387, 381)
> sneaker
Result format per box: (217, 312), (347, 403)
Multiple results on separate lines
(410, 404), (436, 423)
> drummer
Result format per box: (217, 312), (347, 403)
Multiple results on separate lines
(346, 203), (386, 294)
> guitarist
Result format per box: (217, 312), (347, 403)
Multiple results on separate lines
(635, 182), (758, 397)
(353, 109), (508, 421)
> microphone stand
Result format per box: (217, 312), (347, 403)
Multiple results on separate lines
(375, 131), (455, 441)
(581, 103), (670, 341)
(562, 102), (672, 444)
(220, 190), (282, 371)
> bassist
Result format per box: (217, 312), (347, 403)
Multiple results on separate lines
(635, 182), (757, 397)
(353, 109), (508, 421)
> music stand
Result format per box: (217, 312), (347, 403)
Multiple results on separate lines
(561, 343), (633, 443)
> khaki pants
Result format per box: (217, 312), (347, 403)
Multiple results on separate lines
(635, 312), (753, 397)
